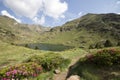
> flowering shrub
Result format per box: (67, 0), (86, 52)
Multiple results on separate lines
(0, 62), (42, 80)
(25, 53), (71, 71)
(85, 49), (120, 66)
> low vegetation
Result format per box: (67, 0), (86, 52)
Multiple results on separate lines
(38, 13), (120, 49)
(0, 62), (42, 80)
(0, 13), (120, 80)
(67, 48), (120, 80)
(24, 53), (71, 71)
(85, 49), (120, 66)
(89, 40), (114, 49)
(0, 52), (70, 80)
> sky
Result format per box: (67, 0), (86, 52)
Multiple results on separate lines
(0, 0), (120, 27)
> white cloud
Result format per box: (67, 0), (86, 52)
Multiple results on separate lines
(1, 10), (21, 23)
(60, 15), (65, 18)
(78, 12), (82, 16)
(33, 16), (45, 25)
(43, 0), (68, 19)
(3, 0), (43, 19)
(3, 0), (68, 24)
(117, 13), (120, 15)
(116, 1), (120, 4)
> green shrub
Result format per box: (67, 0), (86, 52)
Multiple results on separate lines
(24, 53), (71, 71)
(35, 46), (39, 50)
(89, 44), (95, 49)
(85, 49), (120, 66)
(0, 62), (42, 80)
(117, 41), (120, 46)
(95, 41), (105, 49)
(104, 40), (113, 47)
(25, 44), (29, 47)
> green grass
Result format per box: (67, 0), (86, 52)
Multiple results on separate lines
(30, 71), (54, 80)
(37, 13), (120, 49)
(0, 13), (120, 80)
(30, 48), (87, 80)
(38, 28), (118, 49)
(59, 48), (87, 59)
(0, 40), (86, 61)
(38, 30), (94, 48)
(0, 41), (51, 68)
(0, 40), (88, 80)
(66, 47), (120, 80)
(1, 39), (119, 80)
(0, 16), (49, 43)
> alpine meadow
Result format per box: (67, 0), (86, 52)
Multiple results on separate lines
(0, 0), (120, 80)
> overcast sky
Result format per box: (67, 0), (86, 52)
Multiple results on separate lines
(0, 0), (120, 27)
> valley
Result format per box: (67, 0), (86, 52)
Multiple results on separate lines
(0, 13), (120, 80)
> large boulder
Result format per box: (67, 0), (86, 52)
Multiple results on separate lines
(67, 75), (80, 80)
(54, 69), (61, 74)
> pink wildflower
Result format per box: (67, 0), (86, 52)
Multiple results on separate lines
(86, 54), (94, 59)
(13, 69), (17, 74)
(6, 72), (10, 76)
(32, 73), (37, 77)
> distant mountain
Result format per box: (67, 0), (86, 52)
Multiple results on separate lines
(0, 16), (50, 43)
(38, 13), (120, 48)
(0, 13), (120, 49)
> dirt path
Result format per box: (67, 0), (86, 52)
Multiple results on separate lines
(53, 54), (87, 80)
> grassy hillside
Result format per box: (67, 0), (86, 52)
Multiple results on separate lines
(0, 16), (50, 43)
(0, 13), (120, 80)
(0, 40), (47, 68)
(0, 39), (88, 80)
(38, 13), (120, 49)
(0, 13), (119, 50)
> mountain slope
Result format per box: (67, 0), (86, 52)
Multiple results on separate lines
(0, 16), (50, 43)
(38, 13), (120, 48)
